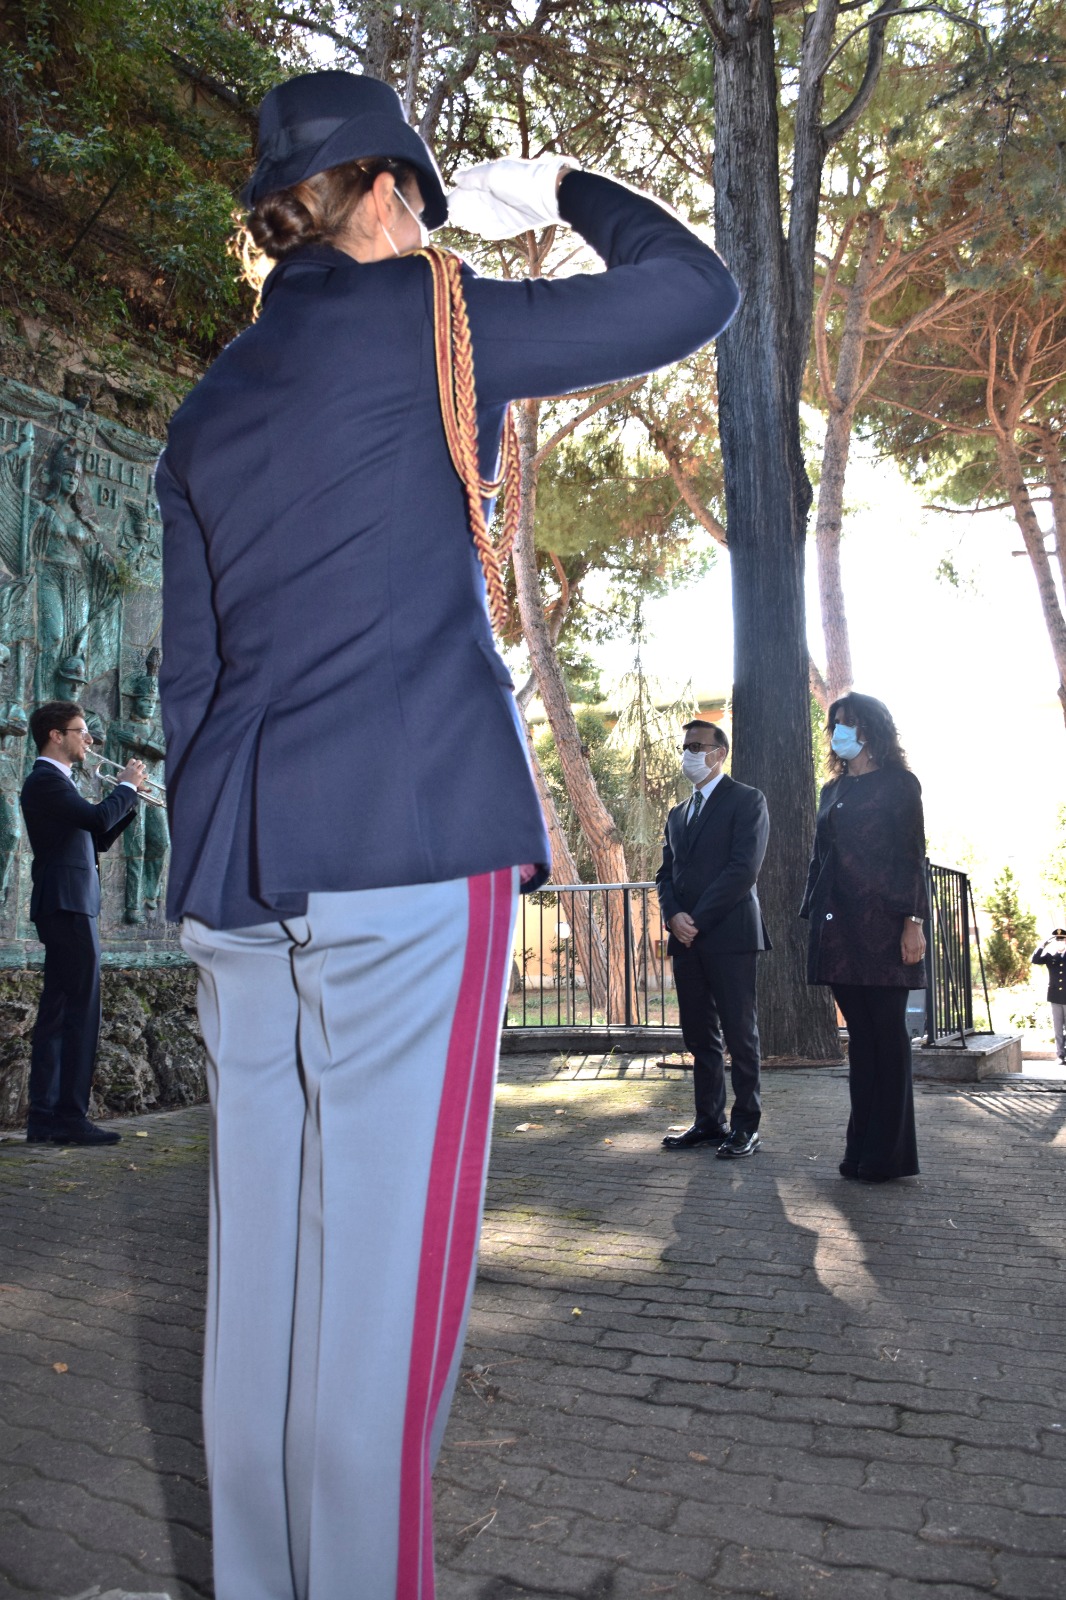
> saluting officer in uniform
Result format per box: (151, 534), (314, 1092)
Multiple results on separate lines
(157, 68), (740, 1599)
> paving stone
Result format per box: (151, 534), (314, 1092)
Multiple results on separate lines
(672, 1500), (828, 1560)
(992, 1552), (1066, 1599)
(887, 1584), (998, 1600)
(711, 1545), (894, 1599)
(811, 1425), (954, 1467)
(769, 1479), (926, 1533)
(822, 1526), (997, 1585)
(723, 1442), (866, 1487)
(558, 1512), (722, 1581)
(922, 1500), (1066, 1556)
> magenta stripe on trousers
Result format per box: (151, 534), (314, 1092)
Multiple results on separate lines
(396, 867), (513, 1598)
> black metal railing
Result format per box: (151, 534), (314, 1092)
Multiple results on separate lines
(506, 883), (674, 1030)
(505, 865), (993, 1044)
(924, 860), (994, 1045)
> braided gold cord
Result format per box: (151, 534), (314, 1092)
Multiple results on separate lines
(416, 247), (520, 634)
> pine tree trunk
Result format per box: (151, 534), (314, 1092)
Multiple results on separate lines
(997, 432), (1066, 726)
(813, 215), (882, 704)
(520, 721), (610, 1011)
(512, 398), (632, 1018)
(1036, 428), (1066, 606)
(815, 404), (856, 707)
(712, 0), (839, 1058)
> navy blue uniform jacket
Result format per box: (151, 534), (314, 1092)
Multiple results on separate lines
(157, 172), (740, 929)
(21, 762), (138, 920)
(655, 776), (771, 955)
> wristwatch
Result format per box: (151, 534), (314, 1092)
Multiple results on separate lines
(907, 915), (923, 924)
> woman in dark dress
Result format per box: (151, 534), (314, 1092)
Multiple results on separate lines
(801, 693), (927, 1181)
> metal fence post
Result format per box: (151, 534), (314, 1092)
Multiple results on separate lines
(622, 886), (633, 1028)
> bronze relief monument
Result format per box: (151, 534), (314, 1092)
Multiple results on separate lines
(0, 376), (176, 957)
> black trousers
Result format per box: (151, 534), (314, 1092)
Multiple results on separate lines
(672, 945), (761, 1132)
(832, 983), (919, 1179)
(27, 912), (102, 1130)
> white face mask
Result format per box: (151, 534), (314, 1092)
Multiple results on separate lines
(382, 186), (428, 256)
(682, 748), (719, 786)
(396, 186), (429, 246)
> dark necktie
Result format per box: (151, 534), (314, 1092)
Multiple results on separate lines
(688, 790), (703, 828)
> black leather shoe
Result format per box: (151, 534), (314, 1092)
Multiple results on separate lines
(662, 1119), (729, 1151)
(25, 1125), (57, 1144)
(52, 1120), (121, 1146)
(716, 1128), (760, 1159)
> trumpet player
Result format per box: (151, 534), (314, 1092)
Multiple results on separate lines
(20, 700), (146, 1146)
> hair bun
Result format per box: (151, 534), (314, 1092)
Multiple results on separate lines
(248, 190), (320, 259)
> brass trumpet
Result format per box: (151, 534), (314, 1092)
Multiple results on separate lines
(82, 751), (167, 810)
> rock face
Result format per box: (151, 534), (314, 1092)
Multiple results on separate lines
(0, 313), (195, 441)
(0, 962), (206, 1127)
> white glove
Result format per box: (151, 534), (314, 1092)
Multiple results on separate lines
(447, 156), (578, 241)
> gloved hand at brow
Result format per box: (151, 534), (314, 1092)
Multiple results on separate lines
(447, 156), (578, 241)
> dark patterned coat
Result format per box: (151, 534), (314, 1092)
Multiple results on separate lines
(800, 766), (928, 989)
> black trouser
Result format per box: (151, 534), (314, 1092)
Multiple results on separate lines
(672, 945), (761, 1132)
(832, 983), (919, 1179)
(27, 912), (101, 1129)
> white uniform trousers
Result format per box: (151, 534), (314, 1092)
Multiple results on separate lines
(181, 868), (518, 1600)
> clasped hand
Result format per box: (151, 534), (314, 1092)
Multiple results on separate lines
(669, 911), (699, 948)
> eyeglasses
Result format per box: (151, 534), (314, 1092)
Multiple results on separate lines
(678, 742), (720, 755)
(61, 726), (91, 738)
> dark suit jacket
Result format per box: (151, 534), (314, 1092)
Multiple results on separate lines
(156, 172), (740, 930)
(655, 775), (771, 956)
(20, 761), (139, 920)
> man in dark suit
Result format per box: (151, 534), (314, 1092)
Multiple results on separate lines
(656, 719), (770, 1158)
(21, 701), (144, 1146)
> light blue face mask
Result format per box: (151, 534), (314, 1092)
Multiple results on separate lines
(830, 723), (864, 762)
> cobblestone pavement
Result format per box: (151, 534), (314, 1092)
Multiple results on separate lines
(1, 1058), (1065, 1600)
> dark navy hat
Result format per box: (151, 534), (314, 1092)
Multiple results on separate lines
(241, 70), (448, 228)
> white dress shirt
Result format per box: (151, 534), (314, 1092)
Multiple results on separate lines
(687, 767), (725, 823)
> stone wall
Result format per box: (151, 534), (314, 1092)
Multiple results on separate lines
(0, 311), (196, 442)
(0, 961), (207, 1128)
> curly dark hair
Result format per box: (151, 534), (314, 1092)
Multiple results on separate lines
(826, 692), (910, 777)
(30, 700), (83, 753)
(247, 157), (421, 260)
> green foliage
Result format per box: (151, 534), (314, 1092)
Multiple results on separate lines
(533, 626), (695, 883)
(851, 4), (1066, 498)
(1, 0), (296, 356)
(810, 694), (830, 792)
(983, 866), (1039, 987)
(531, 417), (713, 648)
(535, 708), (628, 884)
(607, 639), (694, 881)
